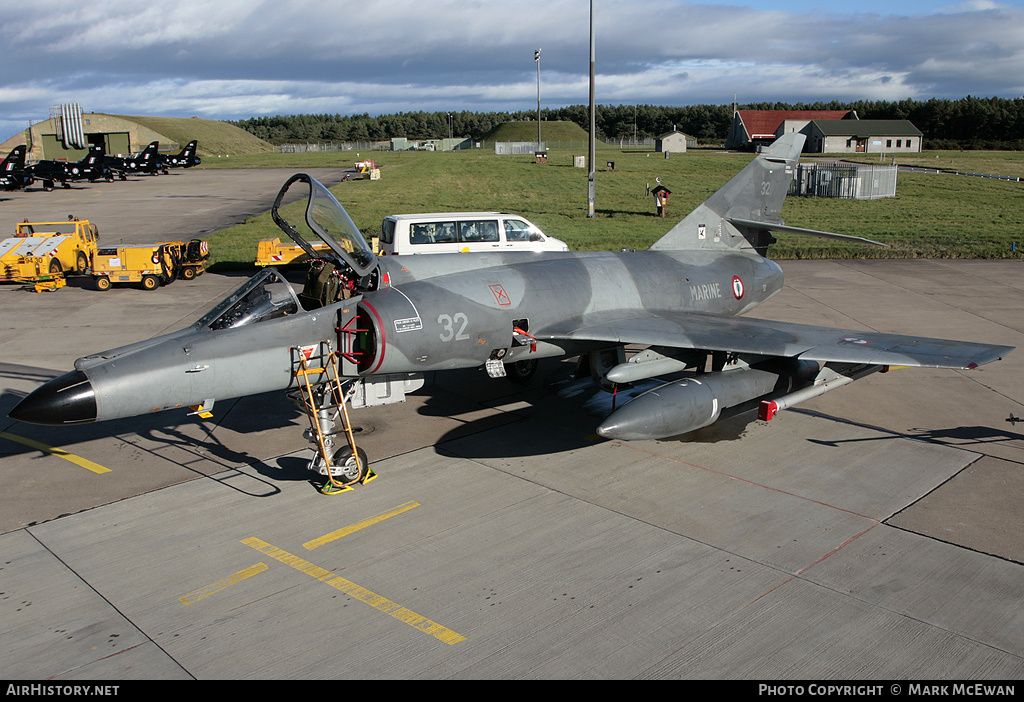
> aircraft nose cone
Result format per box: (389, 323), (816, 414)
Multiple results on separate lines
(8, 370), (97, 425)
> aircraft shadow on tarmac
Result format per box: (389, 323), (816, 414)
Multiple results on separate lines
(420, 359), (767, 460)
(799, 408), (1024, 464)
(2, 376), (308, 497)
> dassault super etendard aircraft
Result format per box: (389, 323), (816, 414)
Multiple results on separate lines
(9, 134), (1013, 483)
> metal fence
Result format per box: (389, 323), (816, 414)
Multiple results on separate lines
(789, 163), (898, 200)
(279, 142), (374, 153)
(493, 141), (547, 155)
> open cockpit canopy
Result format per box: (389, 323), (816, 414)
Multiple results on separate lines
(271, 173), (378, 278)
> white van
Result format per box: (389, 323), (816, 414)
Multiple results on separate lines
(378, 212), (568, 255)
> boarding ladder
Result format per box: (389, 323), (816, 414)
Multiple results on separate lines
(292, 340), (375, 495)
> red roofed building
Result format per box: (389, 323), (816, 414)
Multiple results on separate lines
(726, 110), (855, 150)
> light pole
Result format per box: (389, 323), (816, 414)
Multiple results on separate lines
(587, 0), (596, 218)
(535, 48), (542, 151)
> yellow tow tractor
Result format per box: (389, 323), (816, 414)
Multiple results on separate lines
(91, 239), (209, 290)
(0, 218), (100, 284)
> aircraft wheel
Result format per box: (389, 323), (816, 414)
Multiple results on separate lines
(95, 276), (111, 291)
(507, 358), (538, 383)
(141, 275), (160, 290)
(312, 445), (370, 484)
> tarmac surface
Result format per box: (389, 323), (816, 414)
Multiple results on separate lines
(0, 167), (351, 243)
(1, 168), (1023, 680)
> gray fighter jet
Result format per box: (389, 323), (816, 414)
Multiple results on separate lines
(9, 134), (1012, 477)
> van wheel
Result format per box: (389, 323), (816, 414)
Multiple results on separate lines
(141, 275), (160, 290)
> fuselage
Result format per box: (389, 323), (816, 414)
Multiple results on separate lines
(9, 249), (784, 426)
(362, 249), (783, 374)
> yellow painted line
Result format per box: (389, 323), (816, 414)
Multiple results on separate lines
(180, 563), (269, 606)
(0, 431), (111, 474)
(303, 501), (420, 550)
(242, 537), (465, 645)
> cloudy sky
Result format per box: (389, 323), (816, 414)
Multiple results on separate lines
(2, 0), (1023, 140)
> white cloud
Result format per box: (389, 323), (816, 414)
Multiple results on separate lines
(2, 0), (1023, 141)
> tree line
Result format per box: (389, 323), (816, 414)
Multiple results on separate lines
(230, 96), (1024, 150)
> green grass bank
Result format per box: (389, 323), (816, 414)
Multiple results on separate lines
(199, 146), (1024, 269)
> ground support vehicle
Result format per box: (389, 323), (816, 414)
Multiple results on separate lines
(255, 237), (332, 267)
(0, 219), (99, 281)
(4, 258), (67, 292)
(91, 239), (209, 290)
(163, 239), (209, 280)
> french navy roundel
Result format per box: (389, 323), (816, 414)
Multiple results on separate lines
(732, 275), (745, 299)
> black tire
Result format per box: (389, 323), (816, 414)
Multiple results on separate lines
(95, 276), (111, 291)
(141, 275), (160, 290)
(314, 445), (370, 484)
(181, 265), (196, 280)
(507, 358), (538, 383)
(48, 258), (61, 274)
(76, 251), (89, 273)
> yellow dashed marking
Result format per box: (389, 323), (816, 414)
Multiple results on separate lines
(1, 431), (111, 474)
(180, 563), (269, 605)
(303, 501), (419, 550)
(242, 537), (465, 645)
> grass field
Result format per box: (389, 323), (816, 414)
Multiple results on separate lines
(200, 146), (1024, 268)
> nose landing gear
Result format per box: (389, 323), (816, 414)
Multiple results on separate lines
(293, 342), (376, 495)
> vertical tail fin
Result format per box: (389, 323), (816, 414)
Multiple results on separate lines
(140, 141), (158, 162)
(2, 145), (27, 173)
(82, 146), (103, 165)
(649, 133), (805, 254)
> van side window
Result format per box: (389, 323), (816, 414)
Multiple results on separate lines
(434, 222), (456, 243)
(505, 219), (533, 242)
(409, 224), (433, 244)
(457, 220), (498, 243)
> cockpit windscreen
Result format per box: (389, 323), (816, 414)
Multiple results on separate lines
(196, 268), (300, 331)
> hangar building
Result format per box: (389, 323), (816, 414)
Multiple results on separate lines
(1, 113), (182, 162)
